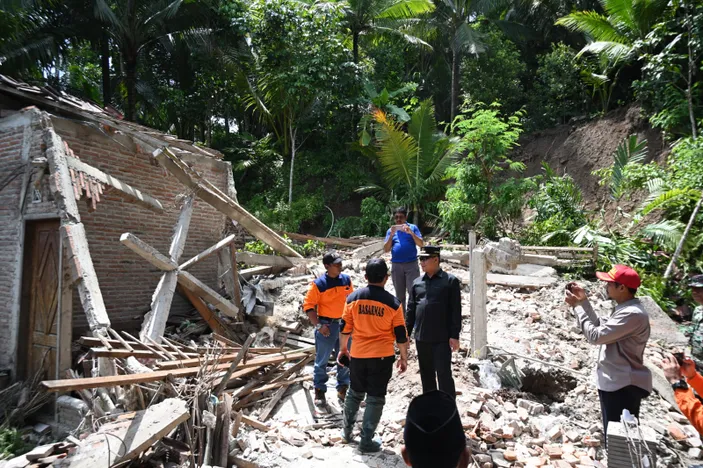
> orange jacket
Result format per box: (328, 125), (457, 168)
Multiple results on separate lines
(341, 285), (407, 359)
(303, 273), (353, 319)
(675, 373), (703, 435)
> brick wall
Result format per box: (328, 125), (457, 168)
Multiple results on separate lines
(0, 109), (45, 370)
(0, 109), (234, 375)
(51, 118), (231, 334)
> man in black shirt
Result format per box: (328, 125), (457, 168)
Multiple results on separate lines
(406, 246), (462, 398)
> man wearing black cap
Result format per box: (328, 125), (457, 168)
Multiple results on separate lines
(303, 252), (354, 406)
(402, 390), (470, 468)
(406, 246), (462, 398)
(338, 258), (409, 452)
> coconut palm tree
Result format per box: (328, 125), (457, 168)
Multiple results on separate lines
(342, 0), (435, 63)
(358, 98), (462, 225)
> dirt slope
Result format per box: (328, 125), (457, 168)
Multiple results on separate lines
(513, 106), (668, 214)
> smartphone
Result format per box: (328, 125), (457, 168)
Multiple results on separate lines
(338, 354), (350, 367)
(674, 352), (685, 366)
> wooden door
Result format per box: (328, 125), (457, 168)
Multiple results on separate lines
(19, 220), (61, 381)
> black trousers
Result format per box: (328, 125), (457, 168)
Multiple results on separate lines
(598, 385), (650, 438)
(350, 356), (395, 397)
(416, 340), (455, 398)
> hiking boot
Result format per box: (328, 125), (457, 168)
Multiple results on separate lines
(337, 385), (348, 402)
(359, 436), (382, 453)
(343, 388), (364, 444)
(314, 388), (327, 407)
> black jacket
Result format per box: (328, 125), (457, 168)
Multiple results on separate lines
(406, 268), (462, 342)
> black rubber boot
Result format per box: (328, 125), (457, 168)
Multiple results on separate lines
(342, 388), (364, 442)
(359, 395), (385, 452)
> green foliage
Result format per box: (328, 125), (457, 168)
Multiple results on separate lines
(592, 135), (648, 201)
(522, 163), (588, 245)
(0, 428), (29, 458)
(247, 193), (325, 233)
(669, 137), (703, 190)
(439, 104), (534, 240)
(529, 43), (592, 129)
(360, 197), (392, 236)
(460, 23), (527, 115)
(242, 239), (274, 256)
(357, 99), (462, 225)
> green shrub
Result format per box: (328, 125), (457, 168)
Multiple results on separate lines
(0, 428), (29, 458)
(360, 197), (391, 236)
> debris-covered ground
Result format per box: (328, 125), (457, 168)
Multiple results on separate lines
(1, 246), (698, 468)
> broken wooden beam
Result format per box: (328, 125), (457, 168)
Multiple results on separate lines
(236, 251), (302, 268)
(178, 285), (232, 338)
(281, 231), (362, 248)
(56, 398), (189, 465)
(120, 233), (178, 271)
(214, 334), (255, 396)
(177, 270), (239, 317)
(66, 155), (164, 212)
(180, 234), (237, 270)
(240, 415), (270, 432)
(156, 346), (315, 370)
(154, 148), (302, 258)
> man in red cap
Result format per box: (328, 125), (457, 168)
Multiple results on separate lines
(565, 264), (652, 439)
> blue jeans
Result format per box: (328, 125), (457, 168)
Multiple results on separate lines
(313, 319), (351, 391)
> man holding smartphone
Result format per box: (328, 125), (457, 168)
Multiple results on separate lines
(685, 275), (703, 363)
(661, 352), (703, 434)
(384, 207), (424, 313)
(338, 258), (409, 452)
(565, 264), (652, 439)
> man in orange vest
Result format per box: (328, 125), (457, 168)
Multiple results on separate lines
(338, 258), (408, 452)
(303, 252), (354, 407)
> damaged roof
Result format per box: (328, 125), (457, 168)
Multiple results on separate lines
(0, 74), (223, 160)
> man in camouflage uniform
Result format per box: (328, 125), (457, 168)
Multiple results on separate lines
(687, 275), (703, 362)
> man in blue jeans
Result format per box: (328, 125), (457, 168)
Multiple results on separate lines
(383, 207), (424, 314)
(303, 252), (354, 407)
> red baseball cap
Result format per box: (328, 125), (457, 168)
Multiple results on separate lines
(596, 264), (641, 289)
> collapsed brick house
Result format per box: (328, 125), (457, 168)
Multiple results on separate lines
(0, 75), (253, 384)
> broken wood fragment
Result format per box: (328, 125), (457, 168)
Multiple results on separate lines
(156, 347), (314, 370)
(177, 270), (239, 317)
(214, 334), (255, 396)
(178, 285), (232, 338)
(240, 415), (270, 432)
(236, 251), (300, 268)
(180, 234), (237, 270)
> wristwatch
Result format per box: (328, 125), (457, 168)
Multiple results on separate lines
(315, 323), (323, 331)
(672, 379), (689, 391)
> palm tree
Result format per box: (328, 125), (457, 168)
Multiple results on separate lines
(555, 0), (669, 63)
(342, 0), (435, 63)
(94, 0), (211, 121)
(358, 99), (462, 225)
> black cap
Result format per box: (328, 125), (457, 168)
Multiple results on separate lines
(322, 251), (343, 266)
(419, 245), (441, 259)
(366, 258), (389, 283)
(404, 391), (466, 468)
(690, 274), (703, 288)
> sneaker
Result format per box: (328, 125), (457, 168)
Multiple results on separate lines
(337, 385), (348, 402)
(314, 388), (327, 407)
(359, 436), (382, 453)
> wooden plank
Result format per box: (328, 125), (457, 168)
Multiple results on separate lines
(236, 251), (297, 268)
(60, 223), (110, 331)
(145, 336), (177, 360)
(180, 234), (237, 270)
(157, 346), (315, 370)
(214, 334), (255, 396)
(178, 285), (232, 338)
(281, 232), (361, 248)
(122, 331), (168, 360)
(141, 195), (193, 342)
(248, 375), (312, 396)
(486, 273), (557, 288)
(107, 328), (133, 351)
(42, 361), (260, 392)
(230, 247), (242, 308)
(240, 266), (273, 280)
(120, 233), (178, 271)
(155, 148), (302, 258)
(177, 270), (239, 317)
(90, 347), (182, 359)
(65, 155), (164, 212)
(55, 398), (189, 466)
(240, 415), (270, 432)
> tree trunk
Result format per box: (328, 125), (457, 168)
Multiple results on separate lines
(101, 30), (110, 106)
(125, 58), (137, 121)
(451, 49), (460, 122)
(353, 31), (360, 64)
(664, 193), (703, 279)
(288, 124), (297, 206)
